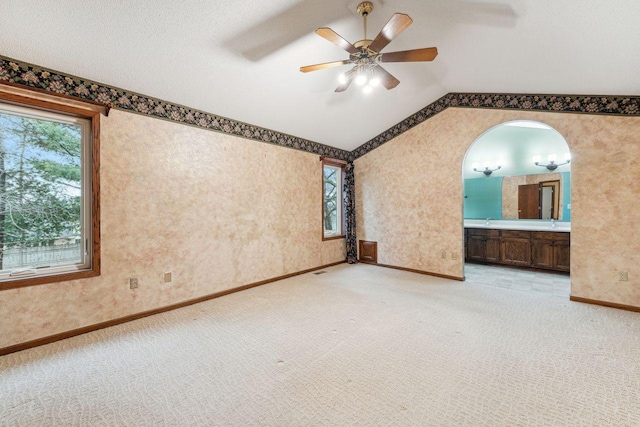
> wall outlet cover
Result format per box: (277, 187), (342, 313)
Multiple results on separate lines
(163, 272), (172, 283)
(129, 278), (139, 289)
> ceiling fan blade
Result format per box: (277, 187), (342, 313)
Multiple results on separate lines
(335, 68), (357, 92)
(315, 28), (358, 54)
(373, 65), (400, 90)
(381, 47), (438, 63)
(300, 60), (351, 73)
(368, 13), (413, 53)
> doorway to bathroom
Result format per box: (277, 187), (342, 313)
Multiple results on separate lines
(462, 120), (571, 297)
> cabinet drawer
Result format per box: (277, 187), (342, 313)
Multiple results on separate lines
(466, 228), (500, 238)
(532, 231), (570, 241)
(502, 230), (531, 239)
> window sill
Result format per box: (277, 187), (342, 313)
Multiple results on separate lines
(0, 267), (100, 292)
(323, 235), (346, 242)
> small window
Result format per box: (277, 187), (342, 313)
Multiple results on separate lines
(0, 96), (98, 289)
(323, 160), (345, 240)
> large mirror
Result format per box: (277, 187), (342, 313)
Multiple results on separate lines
(463, 121), (571, 221)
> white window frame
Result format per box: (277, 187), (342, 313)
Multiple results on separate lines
(322, 160), (345, 240)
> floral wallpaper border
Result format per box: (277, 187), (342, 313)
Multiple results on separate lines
(0, 55), (351, 161)
(350, 92), (640, 160)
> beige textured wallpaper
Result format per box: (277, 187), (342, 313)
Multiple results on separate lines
(355, 107), (640, 308)
(0, 110), (345, 348)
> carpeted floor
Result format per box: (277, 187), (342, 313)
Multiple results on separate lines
(1, 263), (639, 426)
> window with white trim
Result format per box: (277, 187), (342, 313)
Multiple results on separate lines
(323, 161), (345, 239)
(0, 100), (95, 285)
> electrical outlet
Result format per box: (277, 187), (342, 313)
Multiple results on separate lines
(440, 250), (446, 259)
(129, 278), (139, 289)
(619, 271), (629, 282)
(163, 272), (172, 283)
(451, 252), (459, 260)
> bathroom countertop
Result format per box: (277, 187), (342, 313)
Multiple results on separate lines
(464, 219), (571, 232)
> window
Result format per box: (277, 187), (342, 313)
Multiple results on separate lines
(0, 91), (100, 290)
(322, 160), (345, 240)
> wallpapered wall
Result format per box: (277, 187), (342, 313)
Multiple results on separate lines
(0, 110), (345, 348)
(355, 107), (640, 308)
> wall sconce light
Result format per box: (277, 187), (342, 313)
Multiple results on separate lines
(533, 153), (571, 171)
(472, 161), (502, 176)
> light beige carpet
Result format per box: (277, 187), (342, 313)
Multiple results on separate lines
(1, 263), (639, 426)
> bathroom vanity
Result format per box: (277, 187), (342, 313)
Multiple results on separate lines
(464, 220), (570, 273)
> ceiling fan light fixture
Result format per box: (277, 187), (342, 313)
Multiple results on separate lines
(338, 73), (347, 84)
(300, 2), (438, 93)
(362, 84), (373, 94)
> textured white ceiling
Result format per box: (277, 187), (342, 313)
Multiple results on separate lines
(1, 0), (639, 151)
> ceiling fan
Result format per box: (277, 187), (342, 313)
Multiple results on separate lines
(300, 1), (438, 93)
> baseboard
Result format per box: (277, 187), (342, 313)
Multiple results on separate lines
(360, 261), (465, 282)
(0, 260), (346, 357)
(570, 296), (640, 313)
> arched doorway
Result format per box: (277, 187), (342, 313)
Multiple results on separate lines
(462, 120), (571, 296)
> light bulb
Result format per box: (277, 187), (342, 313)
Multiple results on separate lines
(532, 155), (541, 164)
(338, 73), (347, 85)
(548, 153), (557, 163)
(496, 160), (504, 168)
(472, 162), (480, 170)
(362, 85), (373, 94)
(483, 161), (490, 168)
(369, 77), (381, 87)
(355, 74), (367, 86)
(564, 152), (571, 161)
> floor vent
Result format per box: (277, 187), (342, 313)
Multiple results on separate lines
(313, 271), (327, 275)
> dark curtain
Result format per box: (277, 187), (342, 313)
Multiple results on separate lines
(344, 161), (357, 263)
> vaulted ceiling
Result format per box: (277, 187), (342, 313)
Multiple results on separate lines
(1, 0), (639, 151)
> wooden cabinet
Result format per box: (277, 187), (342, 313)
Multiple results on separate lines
(465, 228), (569, 273)
(501, 230), (532, 266)
(466, 229), (501, 263)
(531, 232), (570, 272)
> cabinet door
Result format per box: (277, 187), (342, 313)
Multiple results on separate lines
(359, 240), (378, 263)
(531, 239), (554, 269)
(485, 237), (502, 263)
(466, 236), (485, 261)
(553, 241), (570, 272)
(502, 238), (531, 266)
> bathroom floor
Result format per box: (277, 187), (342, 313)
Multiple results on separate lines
(464, 263), (571, 298)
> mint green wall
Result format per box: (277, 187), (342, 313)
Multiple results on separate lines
(561, 171), (571, 222)
(464, 174), (571, 221)
(464, 177), (503, 219)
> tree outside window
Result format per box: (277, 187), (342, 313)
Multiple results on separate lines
(323, 162), (344, 239)
(0, 105), (86, 274)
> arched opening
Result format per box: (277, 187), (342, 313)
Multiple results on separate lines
(462, 120), (571, 296)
